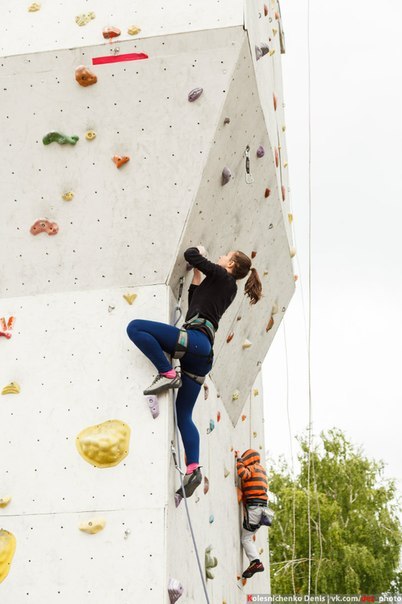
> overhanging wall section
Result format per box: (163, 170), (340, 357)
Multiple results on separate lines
(169, 37), (295, 425)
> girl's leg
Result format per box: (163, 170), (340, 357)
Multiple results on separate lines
(127, 319), (179, 373)
(175, 374), (202, 464)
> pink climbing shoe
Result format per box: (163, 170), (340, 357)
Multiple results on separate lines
(143, 372), (182, 395)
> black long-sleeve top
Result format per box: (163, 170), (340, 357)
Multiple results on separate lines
(184, 247), (237, 330)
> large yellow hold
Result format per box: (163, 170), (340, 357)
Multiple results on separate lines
(0, 530), (16, 584)
(76, 420), (131, 468)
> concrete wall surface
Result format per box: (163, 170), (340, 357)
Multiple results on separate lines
(1, 1), (292, 602)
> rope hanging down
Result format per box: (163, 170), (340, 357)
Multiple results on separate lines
(170, 276), (211, 604)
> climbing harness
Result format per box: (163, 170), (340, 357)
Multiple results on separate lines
(182, 314), (216, 345)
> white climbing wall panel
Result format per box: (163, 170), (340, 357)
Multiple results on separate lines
(1, 1), (291, 601)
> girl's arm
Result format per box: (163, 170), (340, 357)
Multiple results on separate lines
(184, 247), (226, 277)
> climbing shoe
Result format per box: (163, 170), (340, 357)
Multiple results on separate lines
(175, 467), (202, 499)
(242, 560), (265, 579)
(143, 373), (182, 395)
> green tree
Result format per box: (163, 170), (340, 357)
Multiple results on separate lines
(269, 428), (402, 593)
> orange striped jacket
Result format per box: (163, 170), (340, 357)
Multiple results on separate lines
(236, 449), (268, 504)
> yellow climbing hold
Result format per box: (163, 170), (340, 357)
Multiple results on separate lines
(128, 26), (141, 36)
(269, 49), (276, 56)
(284, 162), (288, 168)
(290, 246), (297, 258)
(123, 293), (137, 305)
(272, 28), (278, 35)
(85, 130), (96, 141)
(62, 191), (74, 202)
(232, 390), (240, 401)
(242, 339), (252, 349)
(0, 497), (12, 508)
(253, 388), (259, 397)
(253, 431), (257, 438)
(76, 419), (131, 468)
(79, 518), (106, 534)
(288, 212), (293, 223)
(0, 530), (16, 584)
(28, 3), (41, 11)
(259, 548), (264, 555)
(282, 125), (286, 132)
(75, 12), (95, 26)
(1, 382), (20, 395)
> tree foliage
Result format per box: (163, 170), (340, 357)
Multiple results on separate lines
(269, 428), (402, 593)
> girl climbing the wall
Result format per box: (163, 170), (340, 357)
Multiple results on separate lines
(126, 246), (262, 498)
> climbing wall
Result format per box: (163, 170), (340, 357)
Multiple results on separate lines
(1, 1), (290, 602)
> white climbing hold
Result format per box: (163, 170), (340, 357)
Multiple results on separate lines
(242, 339), (252, 349)
(168, 578), (184, 603)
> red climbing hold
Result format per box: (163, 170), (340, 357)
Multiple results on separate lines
(273, 93), (278, 111)
(226, 332), (234, 343)
(264, 188), (271, 198)
(217, 411), (221, 423)
(251, 251), (257, 259)
(275, 148), (279, 168)
(281, 184), (286, 201)
(264, 4), (268, 16)
(30, 219), (59, 236)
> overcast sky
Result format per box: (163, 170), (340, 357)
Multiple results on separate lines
(262, 1), (402, 492)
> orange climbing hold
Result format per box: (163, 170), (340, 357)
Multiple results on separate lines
(275, 148), (279, 167)
(251, 251), (257, 259)
(75, 65), (97, 87)
(226, 332), (234, 343)
(103, 26), (121, 39)
(217, 411), (221, 423)
(264, 4), (268, 16)
(281, 184), (286, 201)
(113, 155), (130, 168)
(241, 414), (247, 422)
(264, 188), (271, 198)
(266, 316), (274, 332)
(30, 219), (59, 236)
(273, 93), (277, 111)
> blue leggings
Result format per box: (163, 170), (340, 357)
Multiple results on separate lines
(126, 319), (213, 464)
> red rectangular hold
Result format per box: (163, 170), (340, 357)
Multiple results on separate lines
(92, 53), (148, 65)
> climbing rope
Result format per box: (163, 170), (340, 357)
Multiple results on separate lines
(170, 276), (211, 604)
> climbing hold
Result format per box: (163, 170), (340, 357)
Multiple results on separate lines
(0, 497), (11, 508)
(242, 578), (247, 586)
(255, 43), (269, 61)
(251, 251), (257, 259)
(75, 12), (95, 26)
(102, 26), (121, 39)
(188, 87), (203, 102)
(209, 514), (214, 524)
(264, 4), (268, 16)
(174, 493), (182, 508)
(263, 270), (269, 276)
(223, 117), (230, 125)
(273, 93), (278, 111)
(168, 578), (184, 603)
(241, 414), (247, 422)
(1, 382), (20, 395)
(205, 546), (218, 580)
(224, 467), (230, 478)
(275, 11), (280, 19)
(85, 130), (96, 141)
(113, 155), (130, 169)
(237, 487), (243, 503)
(272, 28), (278, 35)
(255, 46), (262, 61)
(264, 188), (271, 198)
(253, 389), (259, 396)
(79, 518), (106, 534)
(288, 212), (293, 223)
(128, 26), (141, 36)
(217, 411), (221, 423)
(281, 185), (286, 201)
(253, 534), (256, 542)
(271, 303), (279, 315)
(207, 419), (215, 434)
(146, 395), (159, 419)
(290, 246), (297, 258)
(195, 496), (200, 503)
(0, 530), (16, 584)
(284, 161), (288, 168)
(253, 431), (257, 438)
(221, 167), (232, 186)
(0, 317), (14, 339)
(266, 316), (274, 332)
(242, 339), (252, 349)
(294, 275), (298, 282)
(203, 476), (209, 495)
(203, 383), (209, 400)
(108, 306), (115, 313)
(226, 332), (234, 343)
(259, 548), (264, 555)
(256, 145), (265, 158)
(28, 3), (41, 11)
(269, 49), (276, 56)
(232, 390), (240, 401)
(236, 316), (242, 321)
(75, 65), (97, 87)
(274, 148), (279, 167)
(76, 419), (131, 468)
(282, 125), (286, 132)
(123, 293), (137, 305)
(62, 191), (74, 201)
(43, 132), (79, 145)
(30, 219), (59, 236)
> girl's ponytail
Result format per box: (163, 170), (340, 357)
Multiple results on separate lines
(231, 251), (263, 305)
(244, 267), (262, 305)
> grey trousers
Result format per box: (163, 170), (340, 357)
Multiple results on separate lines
(241, 505), (265, 562)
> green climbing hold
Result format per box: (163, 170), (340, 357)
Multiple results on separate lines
(42, 132), (79, 145)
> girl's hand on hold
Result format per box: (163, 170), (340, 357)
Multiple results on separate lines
(197, 245), (207, 257)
